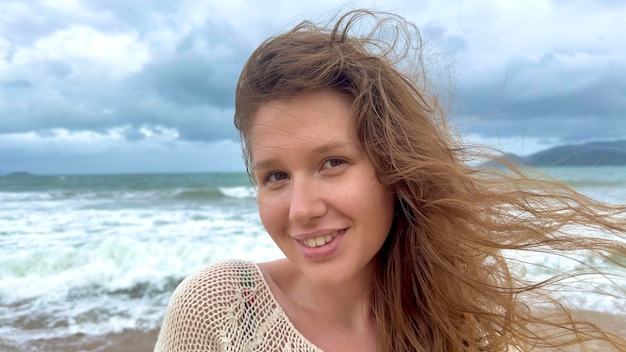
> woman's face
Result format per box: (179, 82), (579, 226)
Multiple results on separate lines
(249, 90), (395, 287)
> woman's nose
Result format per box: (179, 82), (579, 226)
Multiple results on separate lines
(288, 177), (327, 224)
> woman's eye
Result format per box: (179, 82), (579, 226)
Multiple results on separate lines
(265, 171), (288, 183)
(322, 158), (345, 169)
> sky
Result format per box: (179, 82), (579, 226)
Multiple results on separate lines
(1, 0), (625, 175)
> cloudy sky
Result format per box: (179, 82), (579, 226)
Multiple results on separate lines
(1, 0), (625, 174)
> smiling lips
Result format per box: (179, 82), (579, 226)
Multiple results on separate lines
(299, 231), (340, 248)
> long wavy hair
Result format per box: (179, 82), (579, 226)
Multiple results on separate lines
(234, 10), (626, 351)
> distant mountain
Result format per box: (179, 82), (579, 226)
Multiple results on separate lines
(9, 171), (35, 175)
(2, 171), (35, 177)
(516, 140), (626, 167)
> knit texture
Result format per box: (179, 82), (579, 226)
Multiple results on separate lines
(154, 260), (323, 351)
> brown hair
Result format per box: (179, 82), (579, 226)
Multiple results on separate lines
(235, 10), (626, 351)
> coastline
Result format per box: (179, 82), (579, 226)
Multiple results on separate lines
(0, 329), (159, 352)
(2, 310), (624, 351)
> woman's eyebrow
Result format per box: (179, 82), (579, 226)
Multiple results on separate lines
(311, 141), (351, 154)
(253, 142), (352, 170)
(253, 158), (278, 171)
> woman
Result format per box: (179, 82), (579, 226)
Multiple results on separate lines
(155, 10), (626, 351)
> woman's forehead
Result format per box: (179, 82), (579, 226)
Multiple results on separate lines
(248, 91), (358, 161)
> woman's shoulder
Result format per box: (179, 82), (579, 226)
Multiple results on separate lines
(172, 260), (262, 302)
(154, 260), (266, 351)
(156, 259), (323, 351)
(182, 259), (260, 283)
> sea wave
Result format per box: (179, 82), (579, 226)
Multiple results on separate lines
(218, 186), (256, 199)
(0, 186), (257, 202)
(170, 187), (256, 200)
(0, 227), (282, 343)
(1, 170), (624, 347)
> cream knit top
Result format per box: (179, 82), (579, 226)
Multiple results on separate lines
(154, 260), (323, 351)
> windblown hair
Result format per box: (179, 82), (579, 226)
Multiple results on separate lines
(234, 10), (626, 352)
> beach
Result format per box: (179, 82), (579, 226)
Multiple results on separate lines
(1, 169), (625, 350)
(535, 310), (626, 352)
(2, 310), (624, 351)
(0, 329), (159, 352)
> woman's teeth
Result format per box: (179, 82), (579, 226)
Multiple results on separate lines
(301, 232), (337, 248)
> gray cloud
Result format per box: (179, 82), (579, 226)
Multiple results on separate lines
(0, 2), (254, 143)
(134, 52), (236, 108)
(455, 51), (626, 143)
(2, 8), (67, 46)
(1, 0), (625, 174)
(2, 80), (31, 89)
(82, 0), (179, 28)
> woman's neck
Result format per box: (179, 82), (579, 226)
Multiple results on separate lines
(260, 258), (375, 331)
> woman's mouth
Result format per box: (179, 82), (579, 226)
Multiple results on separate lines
(299, 231), (339, 248)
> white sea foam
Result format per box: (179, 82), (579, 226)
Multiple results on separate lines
(219, 186), (256, 199)
(505, 247), (626, 315)
(0, 190), (281, 343)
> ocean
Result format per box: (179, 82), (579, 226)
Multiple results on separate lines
(1, 167), (625, 349)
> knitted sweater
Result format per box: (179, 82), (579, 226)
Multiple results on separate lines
(154, 260), (323, 351)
